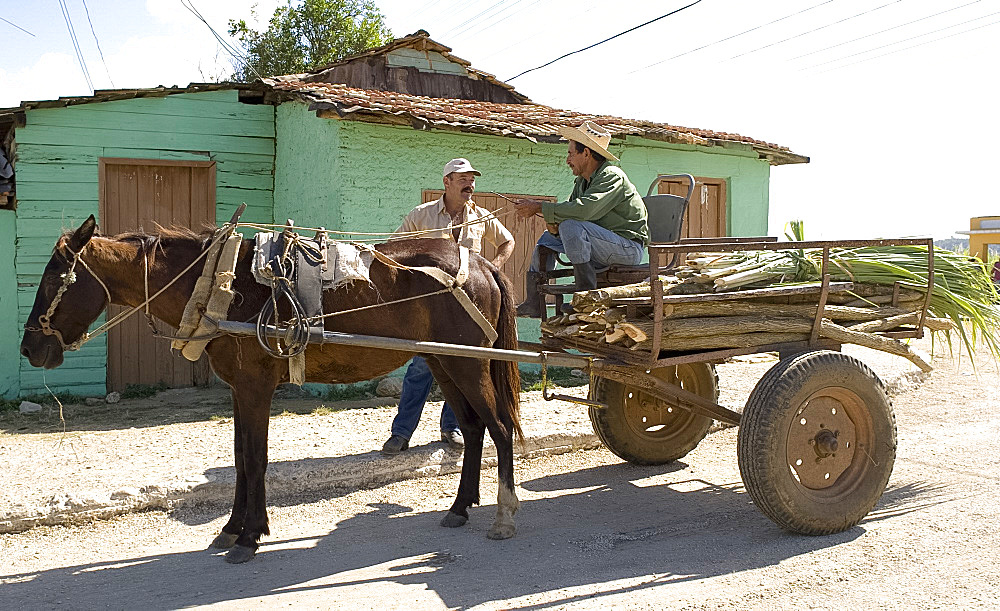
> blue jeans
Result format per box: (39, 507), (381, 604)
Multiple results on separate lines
(529, 219), (644, 272)
(390, 356), (459, 440)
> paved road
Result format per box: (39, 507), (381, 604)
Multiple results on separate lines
(2, 346), (998, 609)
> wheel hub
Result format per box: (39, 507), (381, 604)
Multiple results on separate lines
(787, 394), (857, 489)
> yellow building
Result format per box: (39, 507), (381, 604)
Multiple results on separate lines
(956, 216), (1000, 261)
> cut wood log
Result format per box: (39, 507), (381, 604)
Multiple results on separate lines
(658, 300), (914, 322)
(630, 331), (811, 352)
(818, 319), (932, 372)
(619, 323), (648, 343)
(848, 312), (956, 333)
(605, 327), (627, 344)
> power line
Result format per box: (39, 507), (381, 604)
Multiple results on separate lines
(803, 9), (1000, 72)
(507, 0), (703, 81)
(0, 15), (35, 36)
(478, 0), (605, 63)
(450, 0), (541, 43)
(628, 0), (834, 76)
(728, 0), (904, 60)
(441, 0), (516, 41)
(790, 0), (982, 60)
(81, 0), (115, 88)
(181, 0), (262, 81)
(58, 0), (94, 93)
(814, 16), (1000, 74)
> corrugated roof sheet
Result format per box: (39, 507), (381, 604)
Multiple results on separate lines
(263, 76), (807, 165)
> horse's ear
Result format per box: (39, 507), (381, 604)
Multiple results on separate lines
(68, 215), (97, 253)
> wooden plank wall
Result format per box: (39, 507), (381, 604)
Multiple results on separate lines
(14, 90), (275, 395)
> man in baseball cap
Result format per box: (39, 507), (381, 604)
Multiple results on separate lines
(513, 121), (648, 316)
(382, 158), (515, 456)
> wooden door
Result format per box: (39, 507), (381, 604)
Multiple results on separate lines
(659, 177), (727, 238)
(98, 158), (216, 391)
(422, 191), (554, 303)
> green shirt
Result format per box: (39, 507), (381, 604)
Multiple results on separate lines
(541, 161), (649, 245)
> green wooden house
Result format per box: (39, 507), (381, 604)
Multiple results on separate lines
(0, 31), (806, 398)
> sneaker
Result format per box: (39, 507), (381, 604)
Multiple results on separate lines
(381, 434), (409, 456)
(441, 430), (465, 450)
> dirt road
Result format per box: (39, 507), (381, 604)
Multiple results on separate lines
(2, 344), (998, 609)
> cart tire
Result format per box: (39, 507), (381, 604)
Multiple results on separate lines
(589, 363), (718, 465)
(737, 350), (896, 535)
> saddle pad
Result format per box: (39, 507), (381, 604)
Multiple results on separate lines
(252, 232), (371, 289)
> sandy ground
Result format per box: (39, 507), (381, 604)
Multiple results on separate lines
(0, 342), (997, 609)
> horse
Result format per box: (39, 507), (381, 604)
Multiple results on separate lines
(20, 215), (522, 563)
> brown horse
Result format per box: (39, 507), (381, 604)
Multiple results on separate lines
(20, 215), (522, 563)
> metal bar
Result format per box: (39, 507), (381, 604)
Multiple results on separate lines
(611, 281), (854, 305)
(642, 339), (842, 367)
(594, 364), (742, 425)
(810, 246), (831, 345)
(650, 250), (663, 364)
(216, 321), (590, 368)
(650, 235), (778, 246)
(650, 237), (933, 256)
(917, 237), (933, 337)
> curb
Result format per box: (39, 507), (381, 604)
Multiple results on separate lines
(0, 432), (602, 535)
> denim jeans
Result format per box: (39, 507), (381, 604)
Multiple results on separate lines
(529, 219), (644, 272)
(390, 356), (459, 439)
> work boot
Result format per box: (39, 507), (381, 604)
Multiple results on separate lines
(515, 271), (543, 318)
(441, 430), (465, 451)
(381, 434), (409, 456)
(562, 263), (598, 314)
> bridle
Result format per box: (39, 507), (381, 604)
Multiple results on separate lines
(25, 222), (241, 353)
(24, 243), (113, 352)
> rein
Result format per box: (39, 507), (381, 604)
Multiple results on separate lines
(26, 220), (240, 352)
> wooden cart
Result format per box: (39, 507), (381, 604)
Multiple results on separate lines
(218, 236), (933, 535)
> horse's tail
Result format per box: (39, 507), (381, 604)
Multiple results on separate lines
(491, 267), (523, 444)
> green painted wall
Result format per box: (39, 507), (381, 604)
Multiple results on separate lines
(13, 89), (275, 395)
(274, 107), (772, 238)
(273, 107), (773, 347)
(0, 209), (19, 398)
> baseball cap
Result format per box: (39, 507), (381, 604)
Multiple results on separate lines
(443, 158), (481, 177)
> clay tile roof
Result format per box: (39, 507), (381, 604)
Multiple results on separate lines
(262, 76), (807, 165)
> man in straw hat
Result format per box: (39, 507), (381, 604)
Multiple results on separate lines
(513, 121), (648, 317)
(381, 157), (515, 456)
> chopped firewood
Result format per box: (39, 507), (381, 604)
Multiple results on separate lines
(604, 327), (627, 344)
(618, 323), (648, 343)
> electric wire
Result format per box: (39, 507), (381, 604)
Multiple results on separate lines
(449, 0), (540, 43)
(627, 0), (835, 75)
(728, 0), (904, 60)
(790, 0), (982, 60)
(506, 0), (703, 81)
(478, 0), (605, 63)
(440, 0), (515, 41)
(805, 10), (1000, 73)
(81, 0), (115, 88)
(0, 16), (35, 36)
(180, 0), (263, 81)
(57, 0), (94, 93)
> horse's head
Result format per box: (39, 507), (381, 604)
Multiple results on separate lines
(20, 215), (110, 369)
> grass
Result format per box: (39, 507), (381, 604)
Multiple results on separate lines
(520, 366), (588, 392)
(120, 382), (168, 400)
(324, 381), (379, 401)
(0, 392), (88, 412)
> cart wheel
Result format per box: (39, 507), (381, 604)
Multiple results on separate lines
(589, 363), (718, 465)
(737, 350), (896, 535)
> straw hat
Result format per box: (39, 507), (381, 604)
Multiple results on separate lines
(558, 121), (619, 161)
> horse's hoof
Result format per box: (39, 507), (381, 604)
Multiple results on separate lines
(440, 511), (468, 528)
(224, 545), (257, 564)
(487, 523), (516, 540)
(210, 532), (239, 549)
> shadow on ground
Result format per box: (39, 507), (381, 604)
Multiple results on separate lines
(0, 457), (941, 610)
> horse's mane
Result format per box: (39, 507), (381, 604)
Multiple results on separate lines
(58, 224), (216, 259)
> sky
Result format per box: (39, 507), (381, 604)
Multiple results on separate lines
(1, 0), (998, 240)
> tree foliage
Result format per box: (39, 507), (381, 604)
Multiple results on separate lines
(228, 0), (393, 81)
